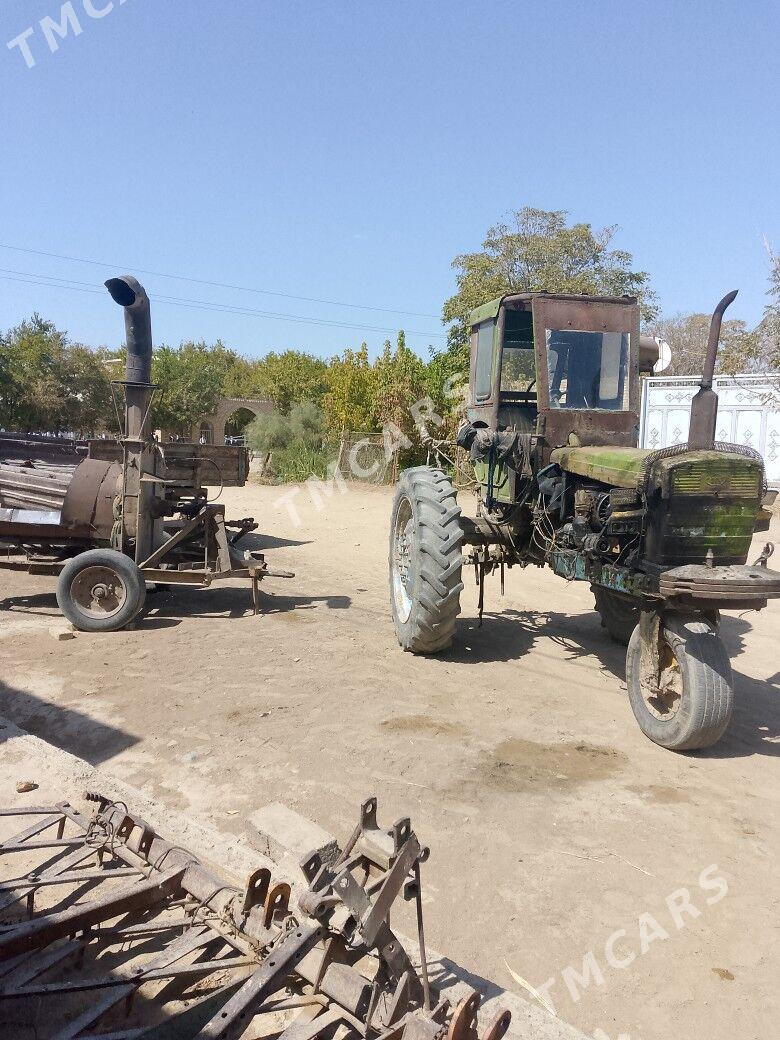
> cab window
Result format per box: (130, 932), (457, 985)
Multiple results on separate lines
(474, 319), (494, 401)
(500, 309), (535, 397)
(545, 329), (629, 410)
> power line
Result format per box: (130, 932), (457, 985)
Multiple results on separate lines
(0, 243), (442, 320)
(0, 269), (446, 339)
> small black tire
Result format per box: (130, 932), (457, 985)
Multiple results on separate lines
(57, 549), (146, 633)
(592, 586), (640, 646)
(389, 466), (464, 654)
(625, 614), (734, 751)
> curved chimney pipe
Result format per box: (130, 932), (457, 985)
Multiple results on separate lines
(105, 275), (152, 385)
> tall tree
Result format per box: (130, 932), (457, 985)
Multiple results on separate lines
(322, 344), (378, 433)
(150, 341), (239, 433)
(0, 315), (115, 433)
(647, 313), (756, 377)
(443, 207), (658, 352)
(248, 350), (328, 413)
(373, 331), (428, 440)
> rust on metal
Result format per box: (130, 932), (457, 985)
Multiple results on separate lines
(0, 795), (511, 1040)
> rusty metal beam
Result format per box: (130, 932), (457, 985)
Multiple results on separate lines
(0, 866), (185, 961)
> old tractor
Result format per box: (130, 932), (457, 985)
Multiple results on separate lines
(389, 290), (780, 751)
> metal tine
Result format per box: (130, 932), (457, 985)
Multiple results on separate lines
(44, 925), (213, 1040)
(14, 953), (255, 1004)
(0, 842), (102, 913)
(3, 866), (142, 889)
(0, 937), (83, 993)
(0, 811), (66, 849)
(0, 866), (185, 962)
(0, 806), (67, 817)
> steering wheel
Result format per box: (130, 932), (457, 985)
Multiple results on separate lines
(519, 379), (536, 405)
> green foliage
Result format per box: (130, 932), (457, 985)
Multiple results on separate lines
(247, 350), (329, 413)
(151, 340), (239, 433)
(0, 315), (115, 433)
(322, 343), (378, 433)
(246, 401), (333, 482)
(374, 331), (427, 429)
(443, 207), (659, 348)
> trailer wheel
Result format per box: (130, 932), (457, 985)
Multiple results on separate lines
(592, 586), (640, 645)
(57, 549), (146, 633)
(625, 614), (733, 751)
(389, 467), (464, 654)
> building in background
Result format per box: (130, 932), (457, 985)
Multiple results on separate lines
(640, 375), (780, 483)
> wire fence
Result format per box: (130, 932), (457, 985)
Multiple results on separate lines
(336, 431), (395, 484)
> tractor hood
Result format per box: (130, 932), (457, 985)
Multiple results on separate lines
(550, 446), (651, 489)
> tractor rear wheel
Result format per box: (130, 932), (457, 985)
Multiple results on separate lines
(389, 467), (464, 654)
(57, 549), (146, 633)
(592, 586), (640, 645)
(625, 614), (734, 750)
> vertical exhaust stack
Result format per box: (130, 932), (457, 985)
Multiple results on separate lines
(105, 275), (153, 440)
(688, 289), (738, 450)
(105, 275), (157, 562)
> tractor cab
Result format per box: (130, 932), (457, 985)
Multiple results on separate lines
(466, 292), (641, 466)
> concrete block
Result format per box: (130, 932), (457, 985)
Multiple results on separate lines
(246, 802), (338, 866)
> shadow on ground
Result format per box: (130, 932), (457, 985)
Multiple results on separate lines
(238, 531), (312, 551)
(444, 607), (778, 759)
(0, 585), (351, 631)
(0, 681), (139, 764)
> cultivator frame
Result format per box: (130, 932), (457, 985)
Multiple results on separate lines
(0, 796), (510, 1040)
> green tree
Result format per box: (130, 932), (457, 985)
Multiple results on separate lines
(373, 330), (428, 438)
(150, 341), (239, 433)
(248, 350), (329, 413)
(245, 401), (330, 483)
(0, 315), (68, 430)
(647, 313), (756, 378)
(322, 344), (378, 433)
(0, 316), (116, 433)
(443, 207), (659, 353)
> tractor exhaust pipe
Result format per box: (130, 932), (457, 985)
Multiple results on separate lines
(687, 289), (738, 449)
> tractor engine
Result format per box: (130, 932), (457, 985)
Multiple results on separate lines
(642, 448), (765, 567)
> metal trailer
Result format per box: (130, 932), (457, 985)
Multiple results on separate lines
(0, 276), (291, 631)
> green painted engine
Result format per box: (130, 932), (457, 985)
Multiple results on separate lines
(552, 444), (766, 568)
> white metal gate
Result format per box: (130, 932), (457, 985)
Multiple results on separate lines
(640, 375), (780, 483)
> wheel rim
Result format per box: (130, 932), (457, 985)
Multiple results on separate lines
(391, 497), (414, 623)
(69, 565), (127, 621)
(641, 641), (683, 720)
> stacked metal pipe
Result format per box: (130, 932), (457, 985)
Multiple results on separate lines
(0, 461), (73, 511)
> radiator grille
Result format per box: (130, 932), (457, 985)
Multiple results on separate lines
(670, 459), (761, 497)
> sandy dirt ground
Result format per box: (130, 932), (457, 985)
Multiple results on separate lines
(0, 481), (777, 1040)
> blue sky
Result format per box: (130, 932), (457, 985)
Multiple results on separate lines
(0, 0), (777, 360)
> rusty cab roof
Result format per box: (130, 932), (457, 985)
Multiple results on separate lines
(467, 291), (638, 327)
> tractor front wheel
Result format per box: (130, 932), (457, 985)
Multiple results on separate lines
(389, 467), (464, 654)
(57, 549), (147, 633)
(625, 614), (733, 750)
